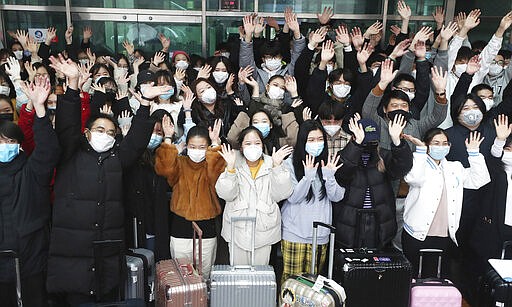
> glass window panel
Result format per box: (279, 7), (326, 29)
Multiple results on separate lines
(1, 0), (64, 4)
(206, 16), (242, 56)
(3, 10), (68, 52)
(71, 18), (202, 56)
(70, 0), (202, 9)
(455, 0), (512, 16)
(259, 0), (383, 14)
(388, 0), (445, 16)
(207, 0), (254, 11)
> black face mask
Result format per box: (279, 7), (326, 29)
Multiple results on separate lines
(0, 113), (14, 122)
(387, 109), (412, 122)
(362, 141), (378, 153)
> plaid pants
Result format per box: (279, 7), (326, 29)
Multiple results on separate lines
(281, 240), (328, 284)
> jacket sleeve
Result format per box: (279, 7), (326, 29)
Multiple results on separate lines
(403, 146), (428, 186)
(294, 45), (315, 98)
(306, 68), (328, 115)
(287, 36), (306, 77)
(80, 92), (91, 133)
(410, 59), (431, 117)
(18, 104), (35, 156)
(418, 95), (448, 137)
(462, 150), (491, 189)
(280, 112), (299, 148)
(89, 91), (107, 117)
(154, 142), (180, 186)
(278, 32), (292, 64)
(206, 145), (227, 184)
(239, 40), (257, 78)
(450, 72), (473, 118)
(65, 43), (79, 63)
(227, 112), (250, 149)
(37, 43), (51, 64)
(343, 47), (358, 75)
(433, 49), (448, 73)
(385, 139), (414, 180)
(322, 167), (346, 202)
(270, 164), (293, 202)
(284, 158), (313, 204)
(472, 35), (503, 85)
(28, 114), (60, 180)
(55, 88), (82, 162)
(362, 86), (385, 125)
(496, 79), (512, 117)
(215, 169), (240, 203)
(118, 105), (155, 169)
(448, 35), (465, 71)
(348, 71), (374, 116)
(112, 96), (132, 118)
(335, 141), (363, 185)
(398, 50), (415, 75)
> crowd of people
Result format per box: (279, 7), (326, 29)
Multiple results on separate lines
(1, 1), (512, 306)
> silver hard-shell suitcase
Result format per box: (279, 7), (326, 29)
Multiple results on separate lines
(210, 216), (277, 307)
(125, 254), (145, 301)
(0, 250), (23, 307)
(128, 217), (156, 302)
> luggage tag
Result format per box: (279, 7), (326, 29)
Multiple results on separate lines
(312, 275), (327, 292)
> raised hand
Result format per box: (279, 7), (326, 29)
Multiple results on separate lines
(348, 113), (365, 144)
(321, 154), (343, 171)
(254, 16), (266, 37)
(414, 41), (427, 59)
(335, 25), (350, 46)
(303, 154), (318, 172)
(303, 107), (312, 121)
(412, 26), (433, 44)
(162, 115), (175, 138)
(141, 83), (174, 100)
(285, 10), (300, 37)
(116, 88), (128, 100)
(390, 39), (411, 59)
(91, 83), (106, 93)
(397, 0), (412, 20)
(100, 104), (113, 116)
(5, 57), (21, 79)
(226, 73), (235, 94)
(24, 61), (37, 82)
(174, 67), (186, 82)
(49, 54), (79, 89)
(498, 11), (512, 38)
(455, 12), (466, 31)
(238, 66), (254, 85)
(364, 21), (383, 39)
(465, 131), (484, 150)
(122, 40), (135, 55)
(266, 16), (279, 31)
(378, 58), (398, 89)
(440, 21), (458, 41)
(357, 43), (374, 65)
(431, 66), (447, 94)
(208, 119), (222, 145)
(152, 51), (166, 67)
(15, 29), (28, 48)
(464, 9), (481, 30)
(26, 37), (40, 55)
(390, 24), (401, 36)
(466, 55), (481, 75)
(320, 40), (335, 63)
(389, 114), (406, 146)
(197, 64), (212, 79)
(182, 85), (195, 109)
(432, 7), (445, 28)
(24, 76), (51, 118)
(46, 27), (57, 45)
(86, 48), (96, 64)
(310, 27), (328, 47)
(402, 134), (426, 147)
(351, 27), (364, 51)
(494, 114), (512, 141)
(118, 110), (132, 136)
(243, 14), (255, 40)
(317, 6), (334, 25)
(284, 75), (297, 96)
(64, 25), (73, 45)
(272, 145), (293, 167)
(219, 143), (237, 170)
(83, 26), (93, 42)
(291, 98), (303, 108)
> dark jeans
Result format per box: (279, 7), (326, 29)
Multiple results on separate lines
(402, 230), (457, 279)
(0, 272), (47, 307)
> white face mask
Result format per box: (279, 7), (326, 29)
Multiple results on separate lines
(404, 91), (415, 101)
(454, 64), (467, 77)
(371, 67), (379, 76)
(264, 58), (282, 71)
(212, 71), (229, 84)
(221, 52), (230, 58)
(267, 85), (285, 100)
(323, 125), (341, 137)
(201, 87), (217, 104)
(243, 145), (263, 162)
(483, 98), (494, 111)
(175, 60), (189, 70)
(326, 64), (334, 75)
(489, 63), (504, 76)
(13, 50), (23, 60)
(79, 59), (89, 65)
(0, 85), (10, 96)
(332, 84), (351, 98)
(188, 148), (206, 163)
(88, 131), (116, 153)
(115, 67), (129, 74)
(193, 67), (201, 72)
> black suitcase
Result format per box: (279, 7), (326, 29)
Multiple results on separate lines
(0, 250), (23, 307)
(478, 241), (512, 307)
(333, 247), (412, 307)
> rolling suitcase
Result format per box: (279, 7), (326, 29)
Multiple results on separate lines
(127, 217), (155, 303)
(280, 222), (346, 307)
(155, 221), (208, 307)
(478, 241), (512, 307)
(410, 249), (462, 306)
(210, 216), (277, 307)
(0, 250), (23, 307)
(334, 247), (412, 307)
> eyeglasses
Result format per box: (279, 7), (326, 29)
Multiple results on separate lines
(90, 127), (116, 138)
(492, 60), (505, 66)
(394, 86), (416, 93)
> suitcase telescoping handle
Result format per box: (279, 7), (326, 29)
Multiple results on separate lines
(501, 241), (512, 260)
(191, 222), (203, 276)
(230, 216), (257, 268)
(132, 217), (138, 249)
(418, 248), (443, 279)
(0, 250), (23, 307)
(311, 222), (336, 279)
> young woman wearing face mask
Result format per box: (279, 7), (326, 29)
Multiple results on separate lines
(280, 120), (345, 283)
(334, 114), (413, 248)
(363, 59), (448, 150)
(104, 54), (132, 94)
(401, 129), (490, 279)
(207, 56), (237, 99)
(469, 115), (512, 281)
(150, 70), (181, 123)
(317, 101), (352, 156)
(123, 109), (173, 261)
(46, 55), (165, 305)
(0, 77), (59, 307)
(305, 40), (373, 119)
(171, 51), (198, 84)
(227, 108), (298, 155)
(155, 120), (225, 278)
(82, 63), (112, 94)
(179, 77), (243, 142)
(90, 76), (132, 120)
(216, 127), (294, 265)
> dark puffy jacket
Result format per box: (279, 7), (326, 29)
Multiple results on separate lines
(47, 88), (154, 297)
(0, 115), (59, 282)
(334, 140), (413, 248)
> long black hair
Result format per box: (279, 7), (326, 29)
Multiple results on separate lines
(292, 120), (328, 201)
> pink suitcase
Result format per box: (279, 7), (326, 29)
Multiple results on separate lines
(409, 249), (462, 307)
(155, 222), (207, 307)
